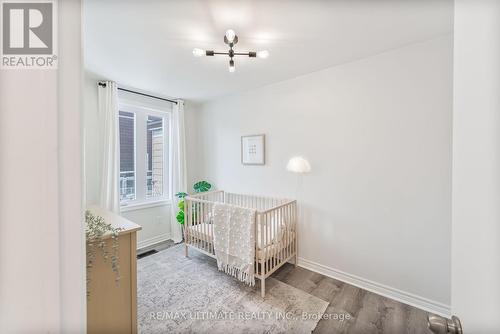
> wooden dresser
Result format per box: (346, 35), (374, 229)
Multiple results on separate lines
(86, 206), (142, 334)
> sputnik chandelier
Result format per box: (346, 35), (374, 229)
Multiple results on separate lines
(193, 29), (269, 73)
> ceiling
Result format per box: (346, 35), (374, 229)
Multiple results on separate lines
(84, 0), (453, 102)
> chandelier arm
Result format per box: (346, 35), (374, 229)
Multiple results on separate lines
(233, 52), (257, 57)
(205, 51), (256, 57)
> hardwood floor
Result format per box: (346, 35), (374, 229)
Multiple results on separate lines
(143, 240), (434, 334)
(137, 239), (175, 256)
(272, 263), (433, 334)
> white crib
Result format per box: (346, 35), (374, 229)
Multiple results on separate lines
(184, 190), (297, 297)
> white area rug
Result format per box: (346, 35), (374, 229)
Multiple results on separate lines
(138, 244), (328, 333)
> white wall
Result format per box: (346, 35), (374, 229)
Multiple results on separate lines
(121, 205), (172, 249)
(189, 36), (453, 313)
(0, 0), (84, 332)
(58, 0), (86, 331)
(452, 0), (500, 332)
(83, 74), (174, 248)
(0, 62), (61, 334)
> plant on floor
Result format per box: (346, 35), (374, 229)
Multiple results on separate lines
(85, 210), (123, 298)
(175, 180), (212, 225)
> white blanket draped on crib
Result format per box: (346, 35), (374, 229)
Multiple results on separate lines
(213, 203), (256, 286)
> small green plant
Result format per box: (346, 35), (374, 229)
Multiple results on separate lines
(85, 210), (122, 298)
(175, 180), (212, 225)
(193, 180), (212, 193)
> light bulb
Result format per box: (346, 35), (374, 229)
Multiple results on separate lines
(225, 29), (236, 43)
(257, 50), (269, 59)
(192, 48), (205, 57)
(229, 59), (235, 73)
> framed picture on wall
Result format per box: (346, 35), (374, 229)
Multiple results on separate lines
(241, 134), (265, 165)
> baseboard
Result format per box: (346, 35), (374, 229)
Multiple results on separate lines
(297, 257), (451, 317)
(137, 233), (171, 250)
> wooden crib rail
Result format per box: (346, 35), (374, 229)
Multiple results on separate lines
(225, 192), (294, 213)
(184, 191), (297, 298)
(255, 200), (297, 279)
(260, 200), (297, 214)
(186, 189), (224, 198)
(184, 195), (218, 256)
(186, 190), (224, 202)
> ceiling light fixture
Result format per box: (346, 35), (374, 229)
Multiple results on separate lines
(193, 29), (268, 73)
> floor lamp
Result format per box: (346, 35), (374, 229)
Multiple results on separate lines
(286, 156), (311, 266)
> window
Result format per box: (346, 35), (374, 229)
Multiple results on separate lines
(146, 115), (165, 198)
(119, 111), (136, 202)
(119, 101), (170, 207)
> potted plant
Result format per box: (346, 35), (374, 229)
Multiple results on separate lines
(175, 180), (212, 225)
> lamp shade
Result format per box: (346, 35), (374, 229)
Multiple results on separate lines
(286, 156), (311, 174)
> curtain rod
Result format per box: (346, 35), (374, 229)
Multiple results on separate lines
(98, 82), (178, 104)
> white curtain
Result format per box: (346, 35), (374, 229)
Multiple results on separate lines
(170, 100), (187, 243)
(98, 81), (120, 213)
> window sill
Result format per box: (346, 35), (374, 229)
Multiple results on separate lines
(120, 199), (171, 212)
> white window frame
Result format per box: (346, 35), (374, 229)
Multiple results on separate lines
(118, 100), (172, 211)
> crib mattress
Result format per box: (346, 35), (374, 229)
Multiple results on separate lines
(187, 223), (295, 260)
